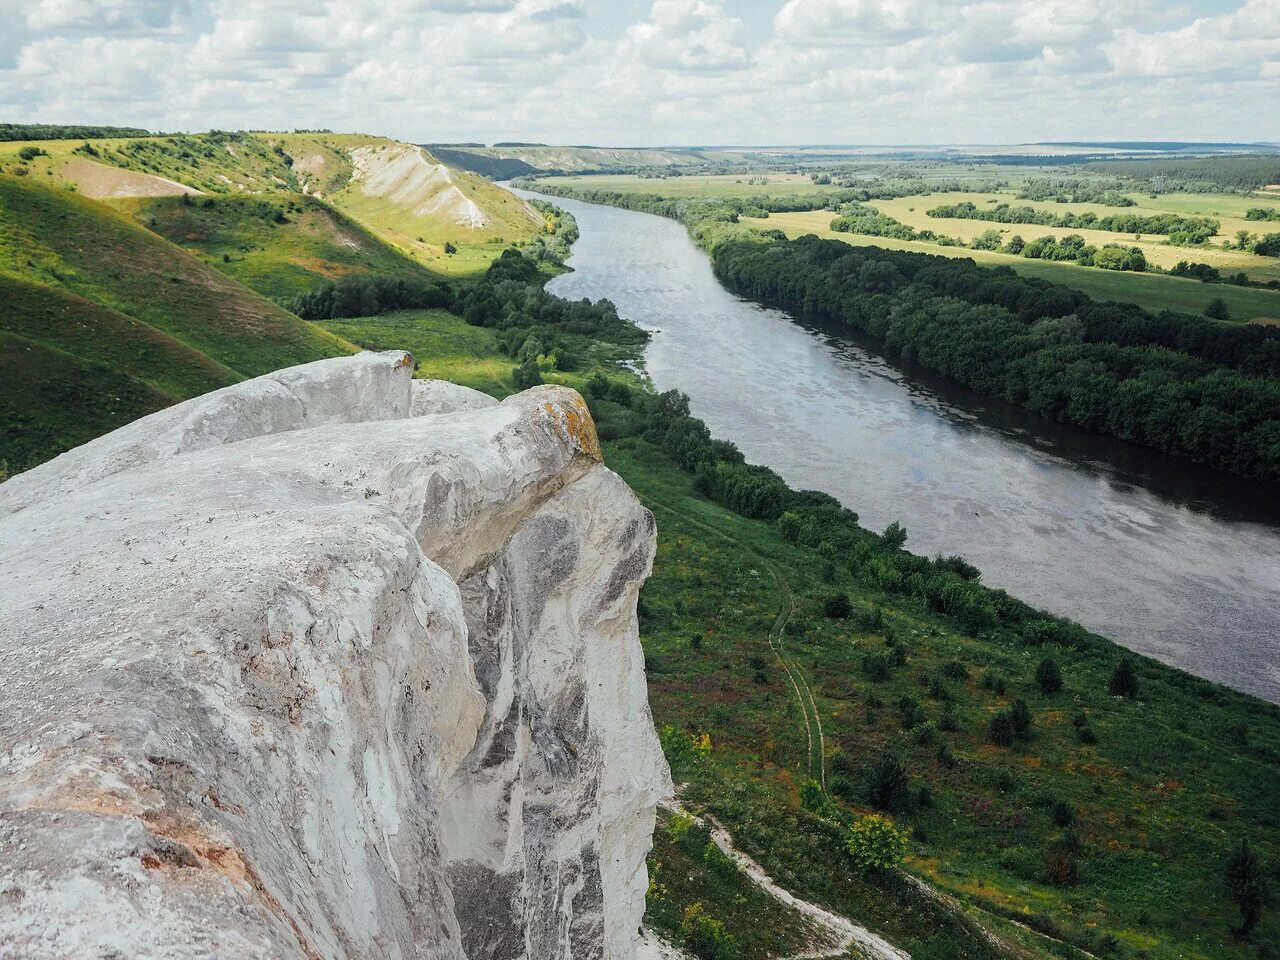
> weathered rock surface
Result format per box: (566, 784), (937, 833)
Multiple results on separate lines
(0, 351), (671, 960)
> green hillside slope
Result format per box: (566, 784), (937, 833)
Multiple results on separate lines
(124, 192), (436, 302)
(0, 175), (352, 374)
(0, 332), (177, 475)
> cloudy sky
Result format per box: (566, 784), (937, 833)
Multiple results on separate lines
(1, 0), (1276, 145)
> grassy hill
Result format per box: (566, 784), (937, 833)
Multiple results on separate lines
(123, 192), (437, 302)
(0, 174), (357, 470)
(0, 175), (351, 373)
(0, 131), (547, 277)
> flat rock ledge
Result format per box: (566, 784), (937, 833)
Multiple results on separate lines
(0, 351), (671, 960)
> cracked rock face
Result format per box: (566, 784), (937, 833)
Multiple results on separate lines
(0, 352), (671, 960)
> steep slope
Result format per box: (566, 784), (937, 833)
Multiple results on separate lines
(124, 192), (437, 301)
(0, 175), (352, 375)
(0, 275), (242, 470)
(0, 352), (669, 960)
(326, 141), (546, 274)
(0, 333), (176, 476)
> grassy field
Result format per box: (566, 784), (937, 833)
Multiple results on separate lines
(332, 304), (1280, 960)
(749, 210), (1280, 322)
(863, 192), (1280, 281)
(0, 332), (178, 478)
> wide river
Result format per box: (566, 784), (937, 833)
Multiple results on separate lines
(513, 187), (1280, 704)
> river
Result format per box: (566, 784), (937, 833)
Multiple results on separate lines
(512, 186), (1280, 704)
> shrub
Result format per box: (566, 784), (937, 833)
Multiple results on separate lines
(980, 669), (1006, 695)
(940, 659), (969, 681)
(1044, 840), (1079, 887)
(1035, 657), (1063, 694)
(1010, 699), (1033, 739)
(988, 710), (1017, 747)
(1204, 297), (1229, 320)
(680, 903), (741, 960)
(1109, 658), (1139, 698)
(513, 360), (544, 390)
(823, 592), (852, 619)
(867, 755), (912, 812)
(1224, 840), (1269, 938)
(846, 813), (909, 872)
(861, 651), (893, 682)
(702, 840), (739, 881)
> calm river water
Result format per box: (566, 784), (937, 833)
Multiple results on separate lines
(513, 187), (1280, 704)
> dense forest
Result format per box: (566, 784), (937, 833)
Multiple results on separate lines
(525, 182), (1280, 480)
(926, 201), (1219, 245)
(1083, 154), (1280, 193)
(0, 123), (151, 141)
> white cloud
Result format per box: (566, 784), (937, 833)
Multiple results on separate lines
(0, 0), (1275, 144)
(625, 1), (750, 73)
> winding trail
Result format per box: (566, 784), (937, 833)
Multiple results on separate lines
(648, 500), (827, 788)
(660, 800), (910, 960)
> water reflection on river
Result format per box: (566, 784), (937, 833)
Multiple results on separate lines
(513, 186), (1280, 703)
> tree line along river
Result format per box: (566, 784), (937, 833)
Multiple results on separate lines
(511, 186), (1280, 705)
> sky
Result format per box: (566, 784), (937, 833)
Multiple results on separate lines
(0, 0), (1276, 146)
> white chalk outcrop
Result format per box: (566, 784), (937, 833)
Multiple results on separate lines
(0, 352), (671, 960)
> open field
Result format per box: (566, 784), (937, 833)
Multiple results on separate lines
(749, 209), (1280, 322)
(865, 192), (1280, 281)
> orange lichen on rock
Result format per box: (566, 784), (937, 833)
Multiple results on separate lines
(543, 396), (602, 462)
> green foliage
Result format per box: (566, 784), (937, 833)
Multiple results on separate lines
(927, 200), (1220, 245)
(680, 903), (742, 960)
(822, 592), (852, 619)
(845, 813), (909, 872)
(1224, 840), (1269, 938)
(0, 123), (150, 141)
(1110, 658), (1140, 698)
(1035, 657), (1064, 694)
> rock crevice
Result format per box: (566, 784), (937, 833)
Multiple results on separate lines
(0, 352), (671, 960)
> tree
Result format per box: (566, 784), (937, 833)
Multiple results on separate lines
(882, 521), (908, 550)
(867, 755), (912, 812)
(823, 592), (852, 619)
(512, 360), (543, 390)
(1204, 298), (1229, 321)
(845, 813), (908, 872)
(1109, 658), (1139, 698)
(1225, 840), (1268, 938)
(1035, 657), (1063, 694)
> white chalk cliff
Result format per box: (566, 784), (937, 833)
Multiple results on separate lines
(0, 352), (671, 960)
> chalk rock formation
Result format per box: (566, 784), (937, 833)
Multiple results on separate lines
(0, 352), (670, 960)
